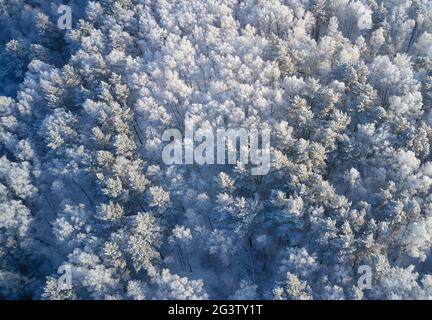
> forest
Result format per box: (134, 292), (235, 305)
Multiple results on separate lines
(1, 0), (432, 300)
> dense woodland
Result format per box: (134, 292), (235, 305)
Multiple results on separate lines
(1, 0), (432, 299)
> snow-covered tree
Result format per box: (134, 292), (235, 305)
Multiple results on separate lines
(1, 0), (432, 300)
